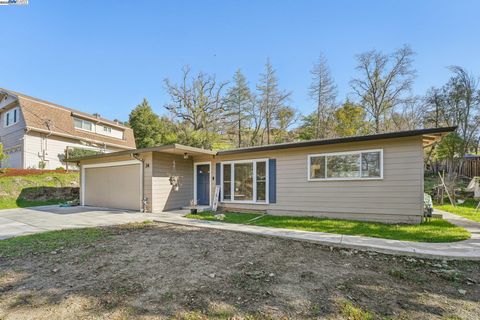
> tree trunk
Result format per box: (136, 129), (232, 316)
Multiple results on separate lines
(238, 112), (242, 148)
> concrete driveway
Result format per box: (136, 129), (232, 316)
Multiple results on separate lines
(0, 206), (154, 240)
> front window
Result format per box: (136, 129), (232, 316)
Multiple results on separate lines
(234, 163), (254, 201)
(222, 159), (269, 203)
(309, 150), (382, 180)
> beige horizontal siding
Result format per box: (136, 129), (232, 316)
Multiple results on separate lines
(206, 136), (424, 223)
(151, 152), (193, 212)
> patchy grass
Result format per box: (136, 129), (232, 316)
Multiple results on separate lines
(0, 171), (79, 210)
(186, 211), (470, 243)
(436, 199), (480, 223)
(340, 300), (374, 320)
(0, 223), (479, 319)
(186, 212), (259, 224)
(0, 228), (109, 258)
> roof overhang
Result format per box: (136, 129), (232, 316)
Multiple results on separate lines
(66, 143), (216, 162)
(422, 132), (451, 147)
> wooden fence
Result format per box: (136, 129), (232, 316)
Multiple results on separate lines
(431, 158), (480, 178)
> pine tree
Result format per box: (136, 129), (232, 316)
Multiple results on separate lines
(225, 70), (253, 147)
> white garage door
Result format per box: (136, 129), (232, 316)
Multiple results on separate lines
(83, 163), (141, 211)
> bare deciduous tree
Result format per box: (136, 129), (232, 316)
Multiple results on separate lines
(426, 66), (480, 200)
(388, 97), (426, 131)
(350, 45), (416, 133)
(309, 53), (337, 138)
(164, 66), (228, 132)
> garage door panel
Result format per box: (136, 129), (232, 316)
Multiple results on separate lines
(84, 164), (141, 210)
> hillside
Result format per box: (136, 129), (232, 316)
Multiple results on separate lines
(0, 170), (79, 210)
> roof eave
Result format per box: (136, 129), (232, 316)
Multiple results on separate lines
(66, 143), (216, 162)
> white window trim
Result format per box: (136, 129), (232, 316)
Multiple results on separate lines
(220, 158), (269, 204)
(193, 162), (212, 207)
(80, 160), (143, 210)
(307, 149), (383, 181)
(4, 107), (19, 127)
(74, 118), (94, 132)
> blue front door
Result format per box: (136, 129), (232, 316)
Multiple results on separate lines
(196, 164), (210, 205)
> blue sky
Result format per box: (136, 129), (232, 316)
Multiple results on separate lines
(1, 0), (479, 122)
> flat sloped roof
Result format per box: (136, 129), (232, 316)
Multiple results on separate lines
(217, 126), (457, 155)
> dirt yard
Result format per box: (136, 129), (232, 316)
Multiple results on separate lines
(0, 222), (479, 319)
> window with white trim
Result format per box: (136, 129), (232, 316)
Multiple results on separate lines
(4, 108), (19, 127)
(221, 159), (269, 203)
(308, 150), (383, 180)
(73, 117), (93, 131)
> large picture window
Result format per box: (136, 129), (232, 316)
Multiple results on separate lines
(308, 150), (383, 181)
(221, 159), (269, 203)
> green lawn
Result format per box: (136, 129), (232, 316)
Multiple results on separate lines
(186, 212), (470, 243)
(0, 171), (79, 210)
(0, 228), (109, 258)
(0, 198), (66, 210)
(436, 199), (480, 223)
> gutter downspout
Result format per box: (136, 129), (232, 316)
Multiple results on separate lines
(132, 153), (147, 213)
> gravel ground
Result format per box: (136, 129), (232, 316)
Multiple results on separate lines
(0, 222), (479, 319)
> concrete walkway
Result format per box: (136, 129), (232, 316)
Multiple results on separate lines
(153, 209), (480, 260)
(0, 206), (154, 240)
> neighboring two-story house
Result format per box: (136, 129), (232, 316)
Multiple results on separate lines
(0, 88), (136, 169)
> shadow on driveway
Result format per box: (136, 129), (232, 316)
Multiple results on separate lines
(0, 205), (149, 240)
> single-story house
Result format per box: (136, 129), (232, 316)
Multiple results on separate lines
(0, 88), (136, 169)
(69, 126), (455, 224)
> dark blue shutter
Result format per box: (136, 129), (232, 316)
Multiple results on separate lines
(268, 159), (276, 203)
(215, 163), (221, 201)
(215, 163), (221, 186)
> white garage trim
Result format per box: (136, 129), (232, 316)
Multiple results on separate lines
(81, 159), (143, 209)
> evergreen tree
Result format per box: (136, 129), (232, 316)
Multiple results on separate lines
(225, 70), (253, 147)
(128, 99), (177, 148)
(333, 101), (369, 137)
